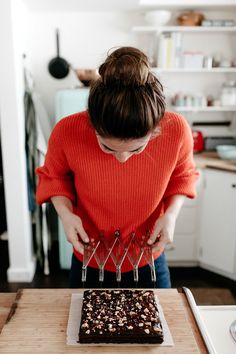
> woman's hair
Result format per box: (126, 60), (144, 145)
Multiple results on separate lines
(88, 46), (166, 139)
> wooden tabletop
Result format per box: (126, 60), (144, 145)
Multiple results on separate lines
(0, 293), (16, 333)
(194, 151), (236, 173)
(0, 289), (208, 353)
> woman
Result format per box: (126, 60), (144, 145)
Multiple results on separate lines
(36, 46), (198, 288)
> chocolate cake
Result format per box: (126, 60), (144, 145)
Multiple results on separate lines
(79, 289), (164, 344)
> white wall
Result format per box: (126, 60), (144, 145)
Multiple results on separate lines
(26, 11), (140, 122)
(23, 7), (236, 131)
(0, 0), (36, 282)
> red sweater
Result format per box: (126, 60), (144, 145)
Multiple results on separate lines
(36, 111), (198, 272)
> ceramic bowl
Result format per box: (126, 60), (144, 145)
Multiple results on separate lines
(74, 69), (99, 86)
(144, 10), (171, 26)
(216, 145), (236, 160)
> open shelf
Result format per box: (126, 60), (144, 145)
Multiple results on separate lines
(132, 26), (236, 33)
(139, 0), (236, 10)
(173, 106), (236, 112)
(152, 68), (236, 73)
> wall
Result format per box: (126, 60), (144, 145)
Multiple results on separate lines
(0, 0), (36, 282)
(25, 7), (236, 135)
(26, 11), (140, 122)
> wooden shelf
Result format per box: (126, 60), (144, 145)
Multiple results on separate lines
(133, 26), (236, 33)
(152, 68), (236, 73)
(139, 0), (236, 9)
(173, 106), (236, 112)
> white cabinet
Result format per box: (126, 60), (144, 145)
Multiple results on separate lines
(198, 169), (236, 280)
(166, 170), (203, 265)
(166, 201), (198, 264)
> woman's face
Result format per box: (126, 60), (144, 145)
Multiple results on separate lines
(96, 133), (151, 163)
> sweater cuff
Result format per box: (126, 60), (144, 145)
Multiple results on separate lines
(36, 175), (76, 204)
(164, 173), (199, 200)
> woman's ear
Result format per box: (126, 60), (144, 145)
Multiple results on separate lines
(150, 127), (161, 140)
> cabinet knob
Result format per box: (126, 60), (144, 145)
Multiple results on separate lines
(232, 184), (236, 188)
(165, 245), (175, 252)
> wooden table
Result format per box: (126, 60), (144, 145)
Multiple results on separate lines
(0, 289), (208, 353)
(0, 293), (16, 333)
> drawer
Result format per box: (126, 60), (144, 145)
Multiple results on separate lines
(175, 207), (197, 234)
(165, 235), (196, 261)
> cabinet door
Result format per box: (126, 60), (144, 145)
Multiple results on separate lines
(199, 169), (236, 275)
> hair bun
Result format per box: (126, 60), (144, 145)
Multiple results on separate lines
(99, 47), (150, 87)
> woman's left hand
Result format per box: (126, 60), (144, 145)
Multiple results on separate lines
(147, 212), (176, 254)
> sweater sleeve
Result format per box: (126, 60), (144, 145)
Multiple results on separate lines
(163, 116), (199, 200)
(35, 120), (76, 205)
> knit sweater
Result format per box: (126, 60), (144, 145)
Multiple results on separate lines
(36, 111), (199, 272)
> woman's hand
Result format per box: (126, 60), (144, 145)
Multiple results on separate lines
(51, 196), (89, 255)
(147, 212), (176, 254)
(147, 195), (185, 254)
(60, 211), (89, 255)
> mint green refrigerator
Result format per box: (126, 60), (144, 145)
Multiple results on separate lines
(55, 88), (89, 269)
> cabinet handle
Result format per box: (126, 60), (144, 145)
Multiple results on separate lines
(232, 184), (236, 188)
(165, 246), (175, 252)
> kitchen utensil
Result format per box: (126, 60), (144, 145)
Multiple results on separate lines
(127, 233), (144, 282)
(74, 69), (99, 86)
(229, 320), (236, 342)
(94, 233), (113, 282)
(110, 230), (129, 282)
(138, 233), (156, 283)
(144, 10), (171, 26)
(143, 246), (156, 283)
(192, 131), (204, 153)
(82, 238), (100, 283)
(48, 29), (70, 79)
(216, 145), (236, 160)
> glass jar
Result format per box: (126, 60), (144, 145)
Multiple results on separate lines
(220, 81), (236, 106)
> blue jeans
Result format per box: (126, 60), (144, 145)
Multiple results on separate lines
(69, 252), (171, 289)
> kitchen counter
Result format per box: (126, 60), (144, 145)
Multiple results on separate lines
(0, 288), (208, 353)
(0, 293), (16, 333)
(194, 151), (236, 173)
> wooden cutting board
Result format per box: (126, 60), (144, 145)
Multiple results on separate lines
(0, 289), (207, 353)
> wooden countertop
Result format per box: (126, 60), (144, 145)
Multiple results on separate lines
(0, 288), (208, 353)
(0, 293), (16, 333)
(194, 151), (236, 173)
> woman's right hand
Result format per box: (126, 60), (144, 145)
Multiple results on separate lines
(60, 211), (89, 255)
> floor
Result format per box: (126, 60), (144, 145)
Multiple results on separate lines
(0, 239), (236, 305)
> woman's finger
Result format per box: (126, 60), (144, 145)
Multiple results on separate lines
(68, 231), (85, 254)
(151, 239), (165, 254)
(75, 220), (89, 243)
(147, 222), (162, 245)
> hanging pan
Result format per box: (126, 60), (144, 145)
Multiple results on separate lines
(48, 29), (70, 79)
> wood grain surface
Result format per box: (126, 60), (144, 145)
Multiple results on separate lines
(0, 289), (208, 353)
(0, 293), (16, 334)
(194, 151), (236, 173)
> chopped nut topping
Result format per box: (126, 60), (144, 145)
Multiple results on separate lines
(79, 290), (163, 343)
